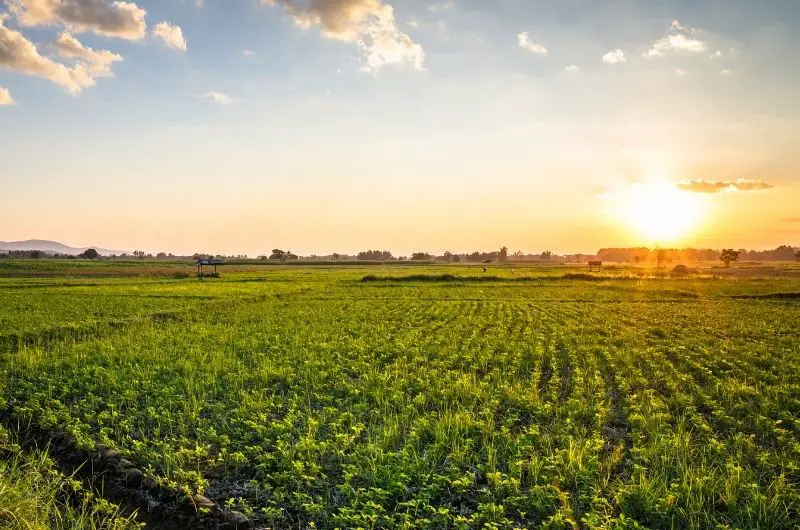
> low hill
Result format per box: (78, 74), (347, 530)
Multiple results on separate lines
(0, 239), (123, 256)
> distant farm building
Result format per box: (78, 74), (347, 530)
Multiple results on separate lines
(588, 260), (603, 272)
(197, 258), (225, 278)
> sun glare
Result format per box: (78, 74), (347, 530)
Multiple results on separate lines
(618, 183), (704, 243)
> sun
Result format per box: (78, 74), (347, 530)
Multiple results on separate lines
(618, 183), (704, 243)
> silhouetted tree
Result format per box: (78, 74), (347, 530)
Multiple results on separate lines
(357, 250), (394, 261)
(411, 252), (432, 261)
(721, 249), (740, 267)
(498, 246), (508, 262)
(656, 248), (667, 268)
(540, 250), (552, 261)
(81, 248), (99, 259)
(270, 249), (287, 262)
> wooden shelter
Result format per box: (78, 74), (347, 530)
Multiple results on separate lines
(196, 258), (225, 278)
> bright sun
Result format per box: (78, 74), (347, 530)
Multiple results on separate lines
(618, 183), (704, 243)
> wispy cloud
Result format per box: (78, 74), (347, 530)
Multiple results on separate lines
(677, 179), (774, 194)
(201, 91), (232, 105)
(517, 32), (547, 55)
(263, 0), (425, 73)
(152, 22), (188, 51)
(0, 86), (15, 105)
(602, 49), (626, 64)
(564, 64), (580, 72)
(781, 217), (800, 223)
(643, 20), (706, 58)
(427, 1), (454, 12)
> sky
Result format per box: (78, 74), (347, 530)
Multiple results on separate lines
(1, 0), (799, 256)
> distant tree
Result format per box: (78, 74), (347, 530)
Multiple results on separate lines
(411, 252), (432, 261)
(452, 254), (461, 263)
(773, 245), (797, 260)
(498, 246), (508, 262)
(513, 250), (524, 258)
(133, 250), (145, 259)
(795, 249), (800, 262)
(81, 248), (99, 259)
(540, 250), (552, 261)
(357, 250), (394, 261)
(720, 249), (740, 267)
(332, 253), (341, 261)
(443, 251), (453, 262)
(656, 248), (667, 268)
(30, 250), (42, 259)
(270, 249), (287, 262)
(156, 252), (167, 259)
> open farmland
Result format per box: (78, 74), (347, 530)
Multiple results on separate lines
(1, 261), (799, 529)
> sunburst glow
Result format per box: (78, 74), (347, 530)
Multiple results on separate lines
(616, 183), (704, 243)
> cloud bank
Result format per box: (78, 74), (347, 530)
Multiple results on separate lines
(7, 0), (147, 40)
(262, 0), (424, 73)
(0, 14), (101, 94)
(677, 179), (774, 193)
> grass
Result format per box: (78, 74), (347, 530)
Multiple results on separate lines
(0, 262), (799, 528)
(0, 426), (140, 530)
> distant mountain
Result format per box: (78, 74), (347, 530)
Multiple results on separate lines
(0, 239), (124, 256)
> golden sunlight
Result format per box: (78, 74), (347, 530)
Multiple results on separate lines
(617, 183), (704, 243)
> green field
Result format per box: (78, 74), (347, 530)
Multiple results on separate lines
(1, 261), (799, 529)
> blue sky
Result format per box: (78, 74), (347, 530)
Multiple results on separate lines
(2, 0), (799, 255)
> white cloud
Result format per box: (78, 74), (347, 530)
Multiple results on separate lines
(517, 32), (546, 55)
(152, 21), (187, 51)
(201, 91), (231, 105)
(0, 14), (99, 94)
(263, 0), (425, 73)
(674, 67), (686, 76)
(55, 31), (122, 76)
(0, 86), (14, 105)
(643, 20), (706, 58)
(564, 64), (579, 72)
(602, 49), (626, 64)
(7, 0), (148, 40)
(721, 68), (732, 75)
(243, 49), (256, 56)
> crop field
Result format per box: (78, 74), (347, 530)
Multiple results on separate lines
(1, 261), (799, 529)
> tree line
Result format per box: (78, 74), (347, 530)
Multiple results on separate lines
(3, 245), (799, 263)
